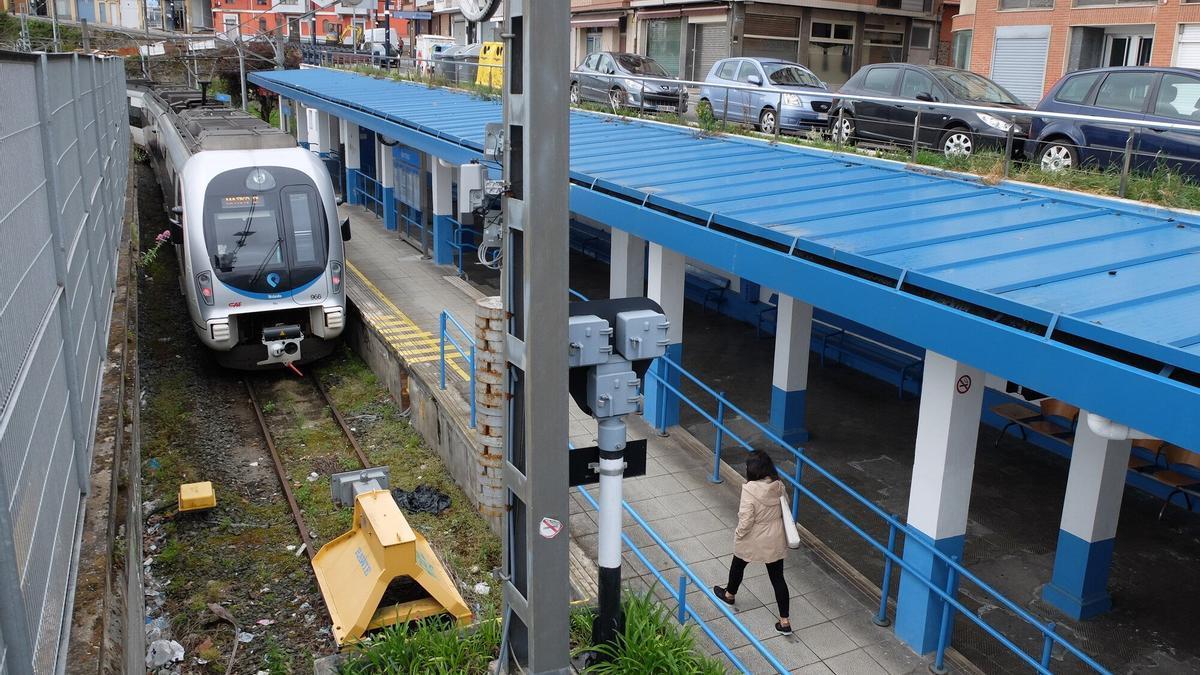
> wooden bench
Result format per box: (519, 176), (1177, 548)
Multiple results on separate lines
(991, 398), (1079, 448)
(684, 265), (731, 312)
(1128, 442), (1200, 519)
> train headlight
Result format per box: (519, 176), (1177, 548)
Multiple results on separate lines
(330, 261), (343, 294)
(196, 271), (214, 306)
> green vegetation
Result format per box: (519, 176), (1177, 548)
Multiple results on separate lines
(575, 591), (727, 675)
(342, 616), (501, 675)
(0, 11), (83, 51)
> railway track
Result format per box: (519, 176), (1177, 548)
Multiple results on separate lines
(245, 372), (372, 562)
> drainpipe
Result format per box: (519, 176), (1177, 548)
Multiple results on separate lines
(1085, 411), (1157, 442)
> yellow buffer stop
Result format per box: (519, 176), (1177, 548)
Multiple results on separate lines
(312, 489), (473, 646)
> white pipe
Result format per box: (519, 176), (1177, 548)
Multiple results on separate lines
(1085, 411), (1158, 441)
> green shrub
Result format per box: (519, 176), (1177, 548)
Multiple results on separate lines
(341, 616), (500, 675)
(580, 590), (726, 675)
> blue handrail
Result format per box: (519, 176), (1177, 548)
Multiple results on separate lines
(439, 309), (476, 428)
(574, 484), (784, 674)
(350, 169), (385, 218)
(448, 217), (479, 278)
(643, 356), (1109, 674)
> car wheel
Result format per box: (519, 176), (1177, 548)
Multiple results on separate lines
(569, 82), (580, 106)
(830, 113), (855, 144)
(940, 128), (974, 157)
(1037, 141), (1077, 172)
(758, 108), (778, 135)
(608, 87), (625, 110)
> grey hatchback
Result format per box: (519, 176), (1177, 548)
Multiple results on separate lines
(698, 57), (833, 134)
(571, 52), (688, 113)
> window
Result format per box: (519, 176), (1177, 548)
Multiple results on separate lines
(1093, 71), (1156, 112)
(282, 187), (323, 267)
(736, 61), (761, 83)
(258, 18), (267, 32)
(1074, 0), (1153, 6)
(615, 54), (670, 77)
(585, 27), (602, 55)
(951, 30), (972, 69)
(878, 0), (901, 8)
(862, 66), (900, 94)
(1153, 73), (1200, 120)
(808, 21), (855, 85)
(864, 29), (904, 65)
(646, 17), (683, 76)
(763, 63), (822, 88)
(582, 53), (599, 71)
(1053, 73), (1101, 104)
(998, 0), (1053, 8)
(899, 69), (937, 100)
(598, 54), (616, 74)
(911, 23), (933, 50)
(717, 60), (738, 80)
(933, 68), (1023, 104)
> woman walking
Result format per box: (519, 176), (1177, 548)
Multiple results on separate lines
(713, 450), (793, 635)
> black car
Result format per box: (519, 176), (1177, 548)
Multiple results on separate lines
(831, 64), (1031, 157)
(571, 52), (688, 113)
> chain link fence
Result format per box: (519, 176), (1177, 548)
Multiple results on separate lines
(0, 50), (129, 674)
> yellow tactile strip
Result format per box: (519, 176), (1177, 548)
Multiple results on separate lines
(346, 260), (470, 382)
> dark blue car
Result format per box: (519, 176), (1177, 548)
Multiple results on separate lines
(1027, 66), (1200, 178)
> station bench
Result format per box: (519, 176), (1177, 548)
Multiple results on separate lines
(1127, 441), (1200, 519)
(684, 264), (731, 312)
(569, 222), (610, 264)
(991, 398), (1079, 449)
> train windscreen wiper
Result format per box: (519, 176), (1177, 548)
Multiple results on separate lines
(247, 238), (283, 290)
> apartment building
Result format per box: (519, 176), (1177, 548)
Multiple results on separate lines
(212, 0), (411, 43)
(951, 0), (1200, 103)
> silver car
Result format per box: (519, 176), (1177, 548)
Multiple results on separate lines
(571, 51), (688, 113)
(699, 57), (833, 134)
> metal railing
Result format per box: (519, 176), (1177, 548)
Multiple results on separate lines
(349, 169), (385, 218)
(439, 309), (477, 429)
(643, 354), (1110, 674)
(574, 482), (789, 674)
(448, 217), (479, 279)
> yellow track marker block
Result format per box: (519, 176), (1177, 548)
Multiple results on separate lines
(178, 482), (216, 512)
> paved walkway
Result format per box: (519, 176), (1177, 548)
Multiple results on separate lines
(339, 205), (945, 674)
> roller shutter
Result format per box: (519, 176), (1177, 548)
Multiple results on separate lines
(990, 25), (1050, 105)
(647, 17), (683, 75)
(690, 22), (728, 80)
(743, 12), (800, 62)
(1176, 25), (1200, 69)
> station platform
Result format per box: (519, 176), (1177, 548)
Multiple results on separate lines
(565, 253), (1200, 673)
(338, 204), (952, 674)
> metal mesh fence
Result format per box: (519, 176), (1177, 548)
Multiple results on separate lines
(0, 50), (128, 674)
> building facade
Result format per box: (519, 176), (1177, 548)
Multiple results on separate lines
(212, 0), (410, 44)
(951, 0), (1200, 104)
(567, 0), (943, 87)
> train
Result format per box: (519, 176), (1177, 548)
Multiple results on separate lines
(132, 82), (348, 370)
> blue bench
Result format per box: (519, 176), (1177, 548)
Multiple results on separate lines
(821, 331), (923, 399)
(685, 265), (731, 312)
(569, 222), (611, 263)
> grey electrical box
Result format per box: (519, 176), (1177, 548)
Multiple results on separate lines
(330, 467), (391, 507)
(614, 309), (670, 361)
(587, 367), (641, 417)
(568, 315), (613, 368)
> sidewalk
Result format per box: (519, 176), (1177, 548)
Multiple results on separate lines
(340, 205), (940, 674)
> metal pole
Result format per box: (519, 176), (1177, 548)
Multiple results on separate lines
(790, 459), (802, 521)
(238, 41), (248, 111)
(910, 110), (921, 163)
(874, 520), (899, 627)
(676, 575), (689, 624)
(81, 18), (90, 50)
(50, 0), (59, 51)
(1003, 125), (1015, 178)
(710, 393), (725, 483)
(721, 84), (729, 133)
(439, 311), (448, 390)
(499, 0), (572, 671)
(774, 91), (783, 143)
(836, 108), (845, 149)
(1119, 129), (1135, 198)
(592, 415), (627, 649)
(930, 555), (960, 675)
(1039, 622), (1057, 669)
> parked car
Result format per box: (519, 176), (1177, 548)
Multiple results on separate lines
(697, 57), (832, 134)
(571, 52), (688, 113)
(831, 64), (1031, 157)
(1027, 66), (1200, 178)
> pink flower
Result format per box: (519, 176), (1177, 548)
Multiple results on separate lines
(155, 230), (171, 243)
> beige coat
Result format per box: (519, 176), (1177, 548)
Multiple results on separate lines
(733, 478), (787, 564)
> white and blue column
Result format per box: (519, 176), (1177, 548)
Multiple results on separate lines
(1042, 413), (1130, 619)
(609, 229), (645, 299)
(295, 103), (309, 146)
(431, 159), (455, 264)
(341, 120), (361, 205)
(378, 136), (397, 231)
(769, 294), (812, 445)
(895, 351), (984, 654)
(644, 243), (684, 430)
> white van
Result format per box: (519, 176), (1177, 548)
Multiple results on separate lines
(364, 28), (400, 56)
(414, 34), (455, 72)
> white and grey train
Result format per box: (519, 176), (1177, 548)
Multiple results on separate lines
(133, 83), (349, 369)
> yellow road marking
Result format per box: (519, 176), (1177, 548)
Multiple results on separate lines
(347, 260), (470, 381)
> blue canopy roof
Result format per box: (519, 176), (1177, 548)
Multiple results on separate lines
(251, 68), (1200, 446)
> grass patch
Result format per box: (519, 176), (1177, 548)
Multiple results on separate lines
(341, 615), (501, 675)
(573, 591), (726, 674)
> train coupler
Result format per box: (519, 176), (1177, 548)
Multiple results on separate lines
(258, 324), (305, 367)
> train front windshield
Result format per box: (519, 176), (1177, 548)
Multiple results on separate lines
(203, 167), (328, 295)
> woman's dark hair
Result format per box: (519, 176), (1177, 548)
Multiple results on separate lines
(746, 450), (779, 482)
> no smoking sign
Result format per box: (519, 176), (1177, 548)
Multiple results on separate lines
(956, 375), (972, 394)
(539, 517), (563, 539)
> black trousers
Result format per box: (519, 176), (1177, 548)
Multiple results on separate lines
(726, 555), (789, 618)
